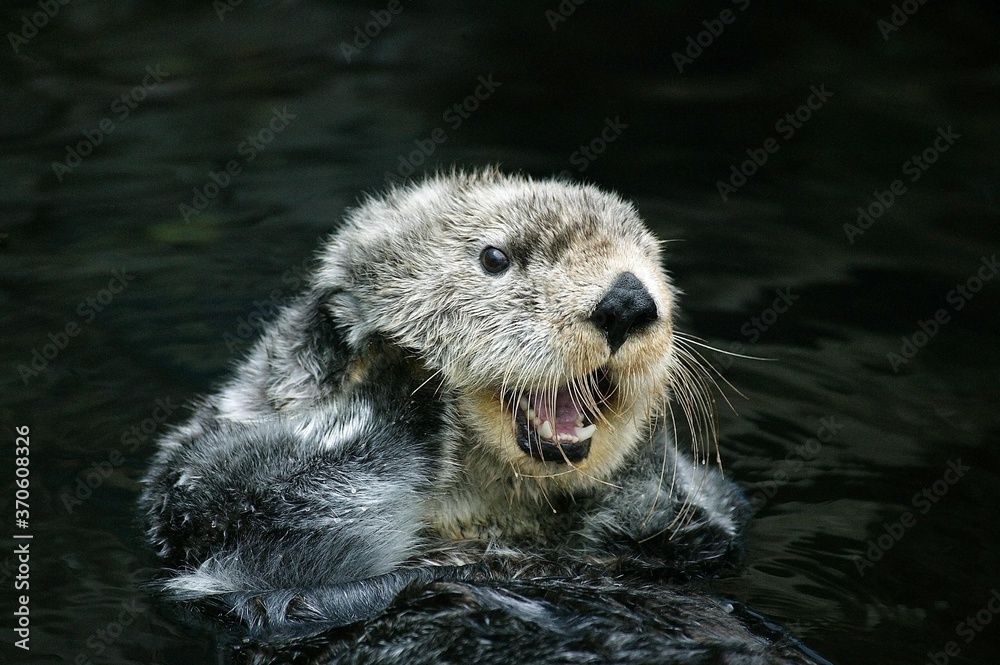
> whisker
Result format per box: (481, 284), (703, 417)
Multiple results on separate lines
(674, 337), (747, 410)
(673, 330), (776, 361)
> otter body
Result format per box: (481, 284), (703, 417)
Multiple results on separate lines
(140, 171), (824, 663)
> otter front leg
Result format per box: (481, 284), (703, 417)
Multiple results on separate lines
(142, 408), (441, 594)
(579, 430), (753, 577)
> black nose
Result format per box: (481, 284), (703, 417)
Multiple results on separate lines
(590, 272), (658, 354)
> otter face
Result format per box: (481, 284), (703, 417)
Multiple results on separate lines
(318, 172), (678, 488)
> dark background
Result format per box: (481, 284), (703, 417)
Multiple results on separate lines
(1, 1), (999, 663)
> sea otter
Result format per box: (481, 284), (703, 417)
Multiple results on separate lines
(140, 169), (826, 664)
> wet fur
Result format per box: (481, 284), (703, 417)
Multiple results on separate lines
(140, 170), (824, 663)
(236, 574), (825, 665)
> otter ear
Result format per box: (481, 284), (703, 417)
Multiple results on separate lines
(325, 288), (373, 351)
(313, 240), (373, 351)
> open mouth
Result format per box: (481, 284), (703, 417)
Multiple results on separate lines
(508, 368), (613, 464)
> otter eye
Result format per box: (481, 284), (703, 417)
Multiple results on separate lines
(480, 246), (510, 275)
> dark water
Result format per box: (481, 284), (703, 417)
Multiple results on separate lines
(2, 1), (999, 663)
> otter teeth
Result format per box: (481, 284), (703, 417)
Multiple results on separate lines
(533, 418), (597, 443)
(516, 391), (598, 444)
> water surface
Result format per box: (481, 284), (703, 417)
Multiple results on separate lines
(2, 2), (999, 663)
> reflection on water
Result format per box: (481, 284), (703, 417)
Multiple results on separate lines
(2, 1), (999, 663)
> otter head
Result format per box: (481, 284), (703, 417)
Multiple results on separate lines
(316, 171), (678, 490)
